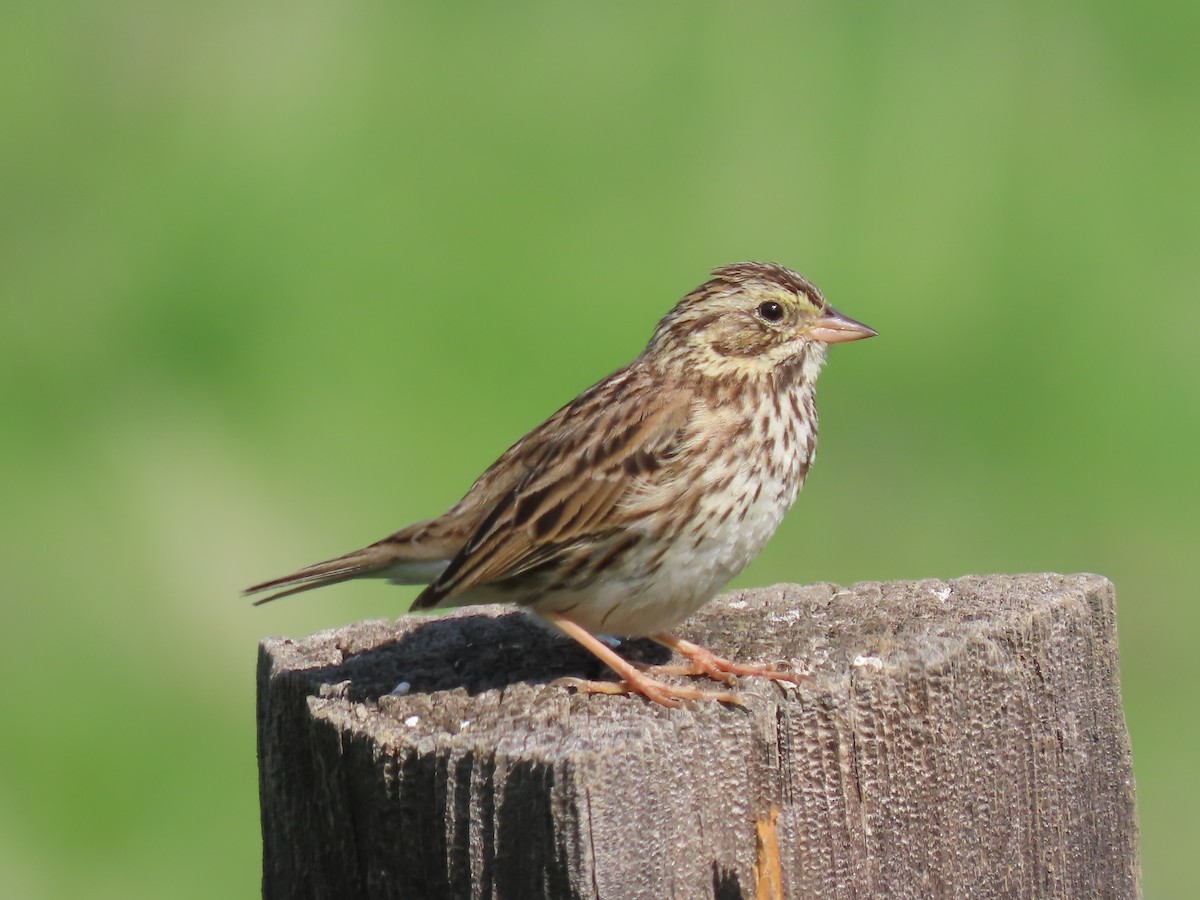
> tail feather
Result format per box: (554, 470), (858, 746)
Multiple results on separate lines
(243, 546), (395, 606)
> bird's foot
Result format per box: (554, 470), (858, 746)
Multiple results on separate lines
(547, 613), (792, 707)
(651, 634), (811, 689)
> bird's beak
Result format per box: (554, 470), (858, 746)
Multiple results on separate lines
(806, 307), (877, 344)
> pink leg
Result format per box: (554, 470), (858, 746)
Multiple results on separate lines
(546, 614), (744, 707)
(648, 633), (810, 688)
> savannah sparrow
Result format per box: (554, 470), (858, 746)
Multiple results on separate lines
(246, 262), (875, 706)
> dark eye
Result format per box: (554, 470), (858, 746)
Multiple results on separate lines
(757, 301), (785, 323)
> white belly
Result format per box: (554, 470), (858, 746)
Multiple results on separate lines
(442, 379), (817, 638)
(527, 442), (805, 637)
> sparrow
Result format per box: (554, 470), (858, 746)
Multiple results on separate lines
(246, 262), (875, 706)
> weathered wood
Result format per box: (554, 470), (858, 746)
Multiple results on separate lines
(257, 573), (1139, 899)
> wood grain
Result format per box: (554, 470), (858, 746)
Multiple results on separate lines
(257, 573), (1139, 899)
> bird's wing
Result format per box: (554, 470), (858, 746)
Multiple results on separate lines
(412, 371), (693, 610)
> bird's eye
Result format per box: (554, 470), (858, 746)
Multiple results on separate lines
(757, 301), (785, 323)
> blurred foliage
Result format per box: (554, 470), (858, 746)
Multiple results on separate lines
(1, 2), (1196, 896)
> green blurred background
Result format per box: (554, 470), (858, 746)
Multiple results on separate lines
(2, 1), (1196, 896)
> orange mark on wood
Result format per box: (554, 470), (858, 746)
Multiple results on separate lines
(753, 806), (783, 900)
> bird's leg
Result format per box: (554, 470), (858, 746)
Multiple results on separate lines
(647, 633), (811, 688)
(546, 613), (743, 708)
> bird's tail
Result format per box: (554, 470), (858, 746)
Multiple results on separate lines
(243, 545), (398, 605)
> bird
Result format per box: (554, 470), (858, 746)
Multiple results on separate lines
(245, 262), (875, 707)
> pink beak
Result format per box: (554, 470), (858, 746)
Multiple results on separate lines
(808, 307), (877, 344)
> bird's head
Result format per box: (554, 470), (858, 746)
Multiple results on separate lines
(643, 262), (876, 381)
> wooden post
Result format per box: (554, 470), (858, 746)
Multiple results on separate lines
(257, 573), (1139, 899)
